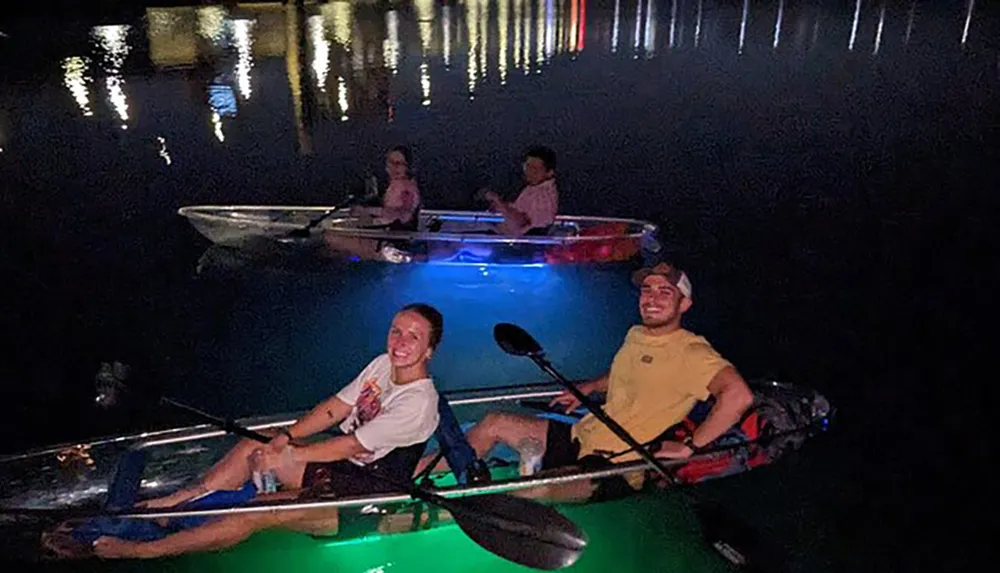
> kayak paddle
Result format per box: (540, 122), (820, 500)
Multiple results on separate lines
(283, 194), (356, 240)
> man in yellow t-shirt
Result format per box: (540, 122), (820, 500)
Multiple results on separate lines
(416, 262), (754, 497)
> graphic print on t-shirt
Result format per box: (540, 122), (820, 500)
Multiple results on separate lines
(356, 378), (383, 422)
(343, 378), (383, 435)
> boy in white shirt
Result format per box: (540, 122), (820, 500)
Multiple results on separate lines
(482, 146), (559, 237)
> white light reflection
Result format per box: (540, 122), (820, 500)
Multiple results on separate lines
(849, 0), (861, 51)
(873, 2), (885, 54)
(480, 0), (488, 77)
(106, 76), (128, 129)
(467, 0), (480, 96)
(157, 136), (172, 165)
(544, 0), (555, 61)
(443, 5), (452, 68)
(211, 112), (224, 142)
(695, 0), (703, 48)
(337, 76), (348, 121)
(962, 0), (975, 46)
(739, 0), (749, 55)
(416, 0), (434, 104)
(92, 25), (131, 128)
(308, 16), (330, 92)
(232, 19), (255, 100)
(523, 0), (531, 73)
(773, 0), (784, 50)
(62, 56), (93, 117)
(536, 0), (545, 69)
(668, 0), (675, 50)
(420, 62), (431, 105)
(633, 0), (642, 56)
(612, 0), (620, 54)
(514, 0), (523, 69)
(499, 0), (509, 83)
(384, 10), (399, 75)
(645, 0), (657, 56)
(905, 2), (915, 45)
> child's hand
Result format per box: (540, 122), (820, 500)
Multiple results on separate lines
(481, 190), (501, 208)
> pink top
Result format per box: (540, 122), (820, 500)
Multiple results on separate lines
(383, 178), (421, 222)
(511, 178), (558, 231)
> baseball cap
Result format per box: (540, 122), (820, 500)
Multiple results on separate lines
(631, 262), (693, 298)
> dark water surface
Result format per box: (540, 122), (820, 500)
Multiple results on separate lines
(1, 1), (995, 571)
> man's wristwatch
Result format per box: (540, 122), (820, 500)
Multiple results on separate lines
(682, 435), (699, 453)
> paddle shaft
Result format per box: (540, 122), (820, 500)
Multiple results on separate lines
(303, 208), (336, 230)
(529, 356), (679, 484)
(288, 195), (356, 236)
(160, 398), (270, 444)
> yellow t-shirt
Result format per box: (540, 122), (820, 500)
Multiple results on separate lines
(571, 326), (732, 463)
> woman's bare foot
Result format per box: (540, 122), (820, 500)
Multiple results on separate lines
(93, 536), (148, 559)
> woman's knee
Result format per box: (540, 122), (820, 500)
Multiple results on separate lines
(480, 411), (545, 441)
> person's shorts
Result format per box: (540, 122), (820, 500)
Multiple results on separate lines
(301, 460), (399, 498)
(540, 421), (637, 502)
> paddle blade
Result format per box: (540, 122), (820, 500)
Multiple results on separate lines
(446, 494), (587, 570)
(493, 323), (544, 358)
(92, 361), (163, 414)
(94, 361), (130, 409)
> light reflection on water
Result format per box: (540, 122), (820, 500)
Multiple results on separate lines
(3, 0), (991, 155)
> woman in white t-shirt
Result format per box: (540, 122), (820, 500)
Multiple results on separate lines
(89, 304), (444, 559)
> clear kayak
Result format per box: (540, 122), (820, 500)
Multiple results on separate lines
(177, 206), (661, 265)
(0, 379), (832, 566)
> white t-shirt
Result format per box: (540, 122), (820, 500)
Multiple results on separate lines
(335, 354), (440, 465)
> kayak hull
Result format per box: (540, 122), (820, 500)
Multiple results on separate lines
(177, 206), (662, 265)
(0, 380), (833, 565)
